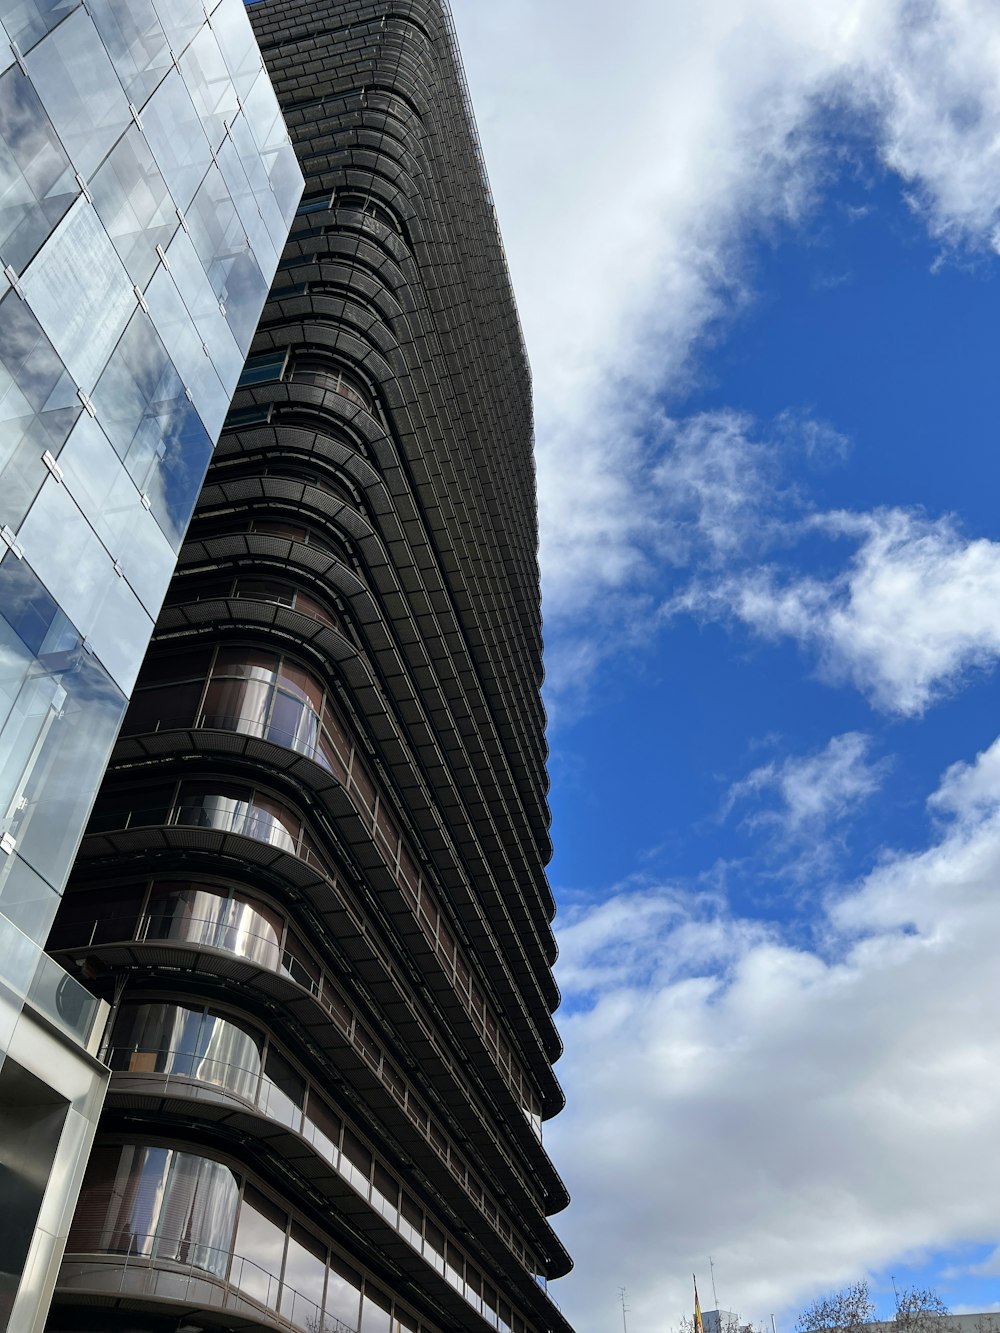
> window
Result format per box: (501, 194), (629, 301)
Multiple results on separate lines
(335, 191), (402, 234)
(295, 190), (332, 215)
(158, 780), (316, 861)
(144, 881), (283, 969)
(108, 1002), (264, 1100)
(237, 349), (287, 387)
(233, 578), (340, 630)
(261, 1047), (305, 1131)
(69, 1143), (239, 1277)
(288, 351), (376, 412)
(233, 1183), (286, 1308)
(248, 519), (339, 555)
(224, 403), (272, 428)
(340, 1128), (372, 1195)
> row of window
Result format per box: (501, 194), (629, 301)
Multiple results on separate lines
(210, 460), (361, 509)
(222, 399), (377, 436)
(236, 347), (377, 414)
(90, 779), (320, 865)
(122, 644), (545, 1133)
(165, 573), (343, 632)
(266, 277), (384, 321)
(52, 877), (548, 1253)
(294, 188), (403, 235)
(190, 515), (346, 559)
(106, 999), (545, 1314)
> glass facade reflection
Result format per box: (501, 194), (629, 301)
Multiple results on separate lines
(0, 0), (301, 944)
(0, 1), (300, 1328)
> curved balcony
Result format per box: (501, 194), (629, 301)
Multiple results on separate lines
(58, 1231), (355, 1333)
(67, 782), (570, 1217)
(117, 644), (560, 1120)
(101, 1043), (548, 1324)
(51, 883), (570, 1266)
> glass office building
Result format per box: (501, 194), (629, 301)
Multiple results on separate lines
(0, 2), (302, 1327)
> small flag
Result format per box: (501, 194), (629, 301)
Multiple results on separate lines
(695, 1276), (705, 1333)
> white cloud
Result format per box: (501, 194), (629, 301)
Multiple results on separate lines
(548, 735), (1000, 1333)
(450, 0), (1000, 645)
(724, 731), (889, 847)
(679, 508), (1000, 714)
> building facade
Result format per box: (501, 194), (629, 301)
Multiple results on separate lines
(45, 3), (572, 1333)
(0, 2), (301, 1327)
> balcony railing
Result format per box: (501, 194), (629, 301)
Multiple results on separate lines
(88, 797), (329, 878)
(58, 907), (544, 1277)
(103, 1047), (525, 1320)
(60, 1229), (357, 1333)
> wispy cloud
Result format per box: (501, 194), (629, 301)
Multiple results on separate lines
(549, 735), (1000, 1333)
(678, 507), (1000, 715)
(723, 731), (890, 855)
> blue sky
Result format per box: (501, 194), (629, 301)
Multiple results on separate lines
(450, 2), (1000, 1332)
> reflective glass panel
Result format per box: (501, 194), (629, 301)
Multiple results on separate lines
(216, 130), (277, 275)
(260, 1046), (304, 1130)
(17, 475), (153, 692)
(85, 0), (171, 108)
(233, 1184), (285, 1309)
(90, 125), (177, 289)
(110, 1002), (263, 1098)
(202, 674), (273, 735)
(325, 1254), (362, 1333)
(145, 258), (230, 441)
(20, 195), (134, 392)
(0, 0), (77, 55)
(184, 161), (266, 354)
(0, 850), (58, 944)
(0, 62), (77, 273)
(173, 783), (250, 836)
(304, 1091), (340, 1166)
(69, 1141), (239, 1277)
(245, 793), (301, 854)
(180, 22), (238, 147)
(0, 552), (126, 893)
(211, 0), (260, 99)
(0, 287), (78, 531)
(144, 882), (282, 969)
(164, 222), (244, 392)
(149, 0), (204, 59)
(56, 413), (177, 616)
(141, 67), (212, 214)
(281, 1225), (326, 1325)
(24, 6), (130, 178)
(91, 307), (213, 550)
(225, 107), (287, 251)
(361, 1287), (393, 1333)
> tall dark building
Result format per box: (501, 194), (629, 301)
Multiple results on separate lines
(46, 4), (574, 1333)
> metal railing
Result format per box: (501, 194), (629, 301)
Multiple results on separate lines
(61, 1228), (357, 1333)
(59, 905), (545, 1275)
(104, 1047), (540, 1317)
(88, 798), (329, 877)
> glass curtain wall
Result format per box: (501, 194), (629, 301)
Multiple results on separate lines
(0, 0), (302, 949)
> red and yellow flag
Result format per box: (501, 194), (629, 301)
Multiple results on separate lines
(694, 1276), (705, 1333)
